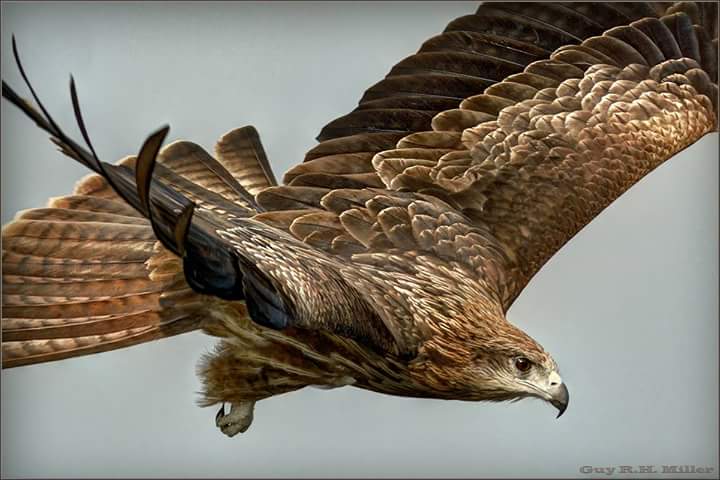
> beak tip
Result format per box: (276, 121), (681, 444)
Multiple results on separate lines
(551, 399), (568, 418)
(550, 382), (569, 418)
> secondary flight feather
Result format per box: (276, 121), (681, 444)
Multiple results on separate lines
(1, 1), (717, 436)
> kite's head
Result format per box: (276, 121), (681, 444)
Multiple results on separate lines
(411, 313), (568, 417)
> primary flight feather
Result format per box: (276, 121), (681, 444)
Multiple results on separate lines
(1, 1), (717, 437)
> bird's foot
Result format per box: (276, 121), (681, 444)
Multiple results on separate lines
(215, 400), (255, 437)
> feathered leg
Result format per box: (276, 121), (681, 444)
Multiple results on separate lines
(197, 340), (308, 436)
(197, 319), (361, 435)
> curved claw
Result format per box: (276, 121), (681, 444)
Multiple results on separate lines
(214, 401), (255, 437)
(215, 403), (226, 424)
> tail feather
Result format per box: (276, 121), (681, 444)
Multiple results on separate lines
(2, 276), (166, 298)
(1, 41), (283, 368)
(1, 171), (207, 368)
(14, 207), (147, 225)
(0, 35), (295, 369)
(48, 194), (143, 217)
(2, 318), (199, 368)
(2, 253), (151, 280)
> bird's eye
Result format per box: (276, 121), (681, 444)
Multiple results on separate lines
(514, 357), (532, 373)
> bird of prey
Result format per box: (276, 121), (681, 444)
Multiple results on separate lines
(1, 1), (717, 438)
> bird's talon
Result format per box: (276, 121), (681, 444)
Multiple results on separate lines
(214, 400), (255, 437)
(215, 403), (225, 426)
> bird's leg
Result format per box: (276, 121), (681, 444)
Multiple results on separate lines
(199, 329), (359, 436)
(198, 339), (311, 437)
(215, 400), (255, 437)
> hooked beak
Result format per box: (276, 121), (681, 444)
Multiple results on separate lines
(547, 371), (569, 418)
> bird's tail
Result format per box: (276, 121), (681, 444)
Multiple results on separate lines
(1, 165), (205, 367)
(1, 41), (277, 368)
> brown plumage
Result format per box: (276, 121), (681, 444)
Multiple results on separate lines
(1, 1), (717, 437)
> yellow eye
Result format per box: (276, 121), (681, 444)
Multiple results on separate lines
(515, 357), (532, 373)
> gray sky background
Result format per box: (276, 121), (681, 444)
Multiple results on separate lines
(1, 2), (718, 478)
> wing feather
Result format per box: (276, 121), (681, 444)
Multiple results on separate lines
(5, 2), (716, 362)
(258, 2), (680, 216)
(251, 2), (717, 340)
(214, 126), (278, 196)
(358, 8), (718, 309)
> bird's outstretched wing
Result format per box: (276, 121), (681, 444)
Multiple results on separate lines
(255, 2), (718, 315)
(3, 2), (718, 366)
(281, 2), (686, 190)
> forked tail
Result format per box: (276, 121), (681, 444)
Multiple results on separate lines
(1, 38), (277, 367)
